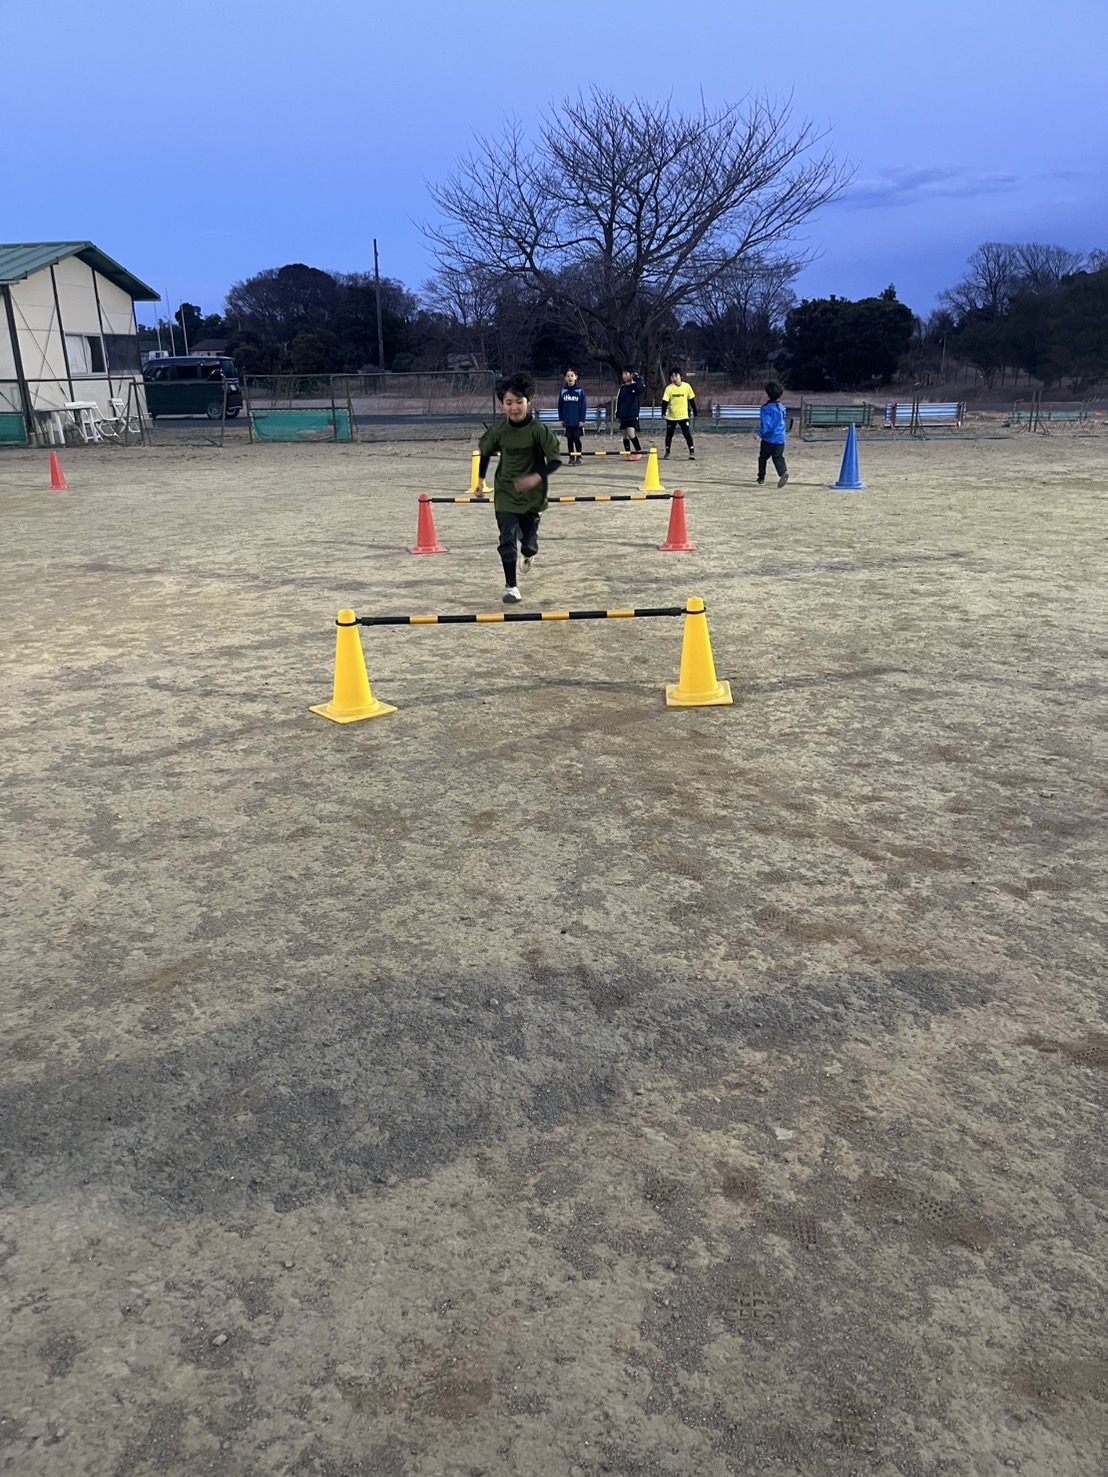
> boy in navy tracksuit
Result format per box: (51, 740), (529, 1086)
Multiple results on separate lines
(558, 368), (588, 464)
(616, 369), (644, 459)
(757, 381), (789, 488)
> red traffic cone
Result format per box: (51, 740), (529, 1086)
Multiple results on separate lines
(658, 489), (695, 552)
(409, 494), (447, 555)
(49, 452), (68, 492)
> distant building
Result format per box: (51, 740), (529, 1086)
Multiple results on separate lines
(0, 241), (158, 444)
(190, 339), (228, 358)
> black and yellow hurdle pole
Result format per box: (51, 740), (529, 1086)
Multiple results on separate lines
(310, 600), (731, 723)
(424, 493), (674, 505)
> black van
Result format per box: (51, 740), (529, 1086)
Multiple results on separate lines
(143, 356), (243, 419)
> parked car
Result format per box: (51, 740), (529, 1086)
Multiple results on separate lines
(142, 356), (243, 419)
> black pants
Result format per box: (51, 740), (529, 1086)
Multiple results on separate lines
(565, 427), (583, 456)
(665, 419), (694, 452)
(620, 420), (642, 452)
(757, 440), (787, 480)
(496, 510), (540, 586)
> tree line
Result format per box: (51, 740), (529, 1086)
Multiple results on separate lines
(144, 91), (1106, 394)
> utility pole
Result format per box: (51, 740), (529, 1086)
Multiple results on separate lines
(373, 238), (385, 374)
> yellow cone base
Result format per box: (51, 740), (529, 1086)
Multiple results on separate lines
(310, 696), (397, 724)
(665, 679), (732, 708)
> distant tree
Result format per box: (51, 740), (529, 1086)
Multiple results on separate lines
(425, 88), (848, 378)
(174, 303), (204, 347)
(1044, 266), (1108, 391)
(782, 287), (915, 389)
(939, 242), (1022, 321)
(950, 314), (1010, 387)
(688, 255), (799, 378)
(332, 272), (418, 370)
(193, 313), (227, 343)
(225, 264), (344, 350)
(289, 330), (342, 375)
(421, 265), (503, 369)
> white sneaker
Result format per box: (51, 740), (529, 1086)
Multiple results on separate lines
(521, 554), (535, 574)
(503, 585), (522, 604)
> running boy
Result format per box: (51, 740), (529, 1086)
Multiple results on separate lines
(558, 368), (588, 464)
(661, 368), (696, 460)
(475, 373), (562, 604)
(616, 369), (645, 459)
(757, 381), (789, 488)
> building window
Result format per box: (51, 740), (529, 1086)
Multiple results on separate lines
(65, 334), (107, 375)
(104, 335), (141, 373)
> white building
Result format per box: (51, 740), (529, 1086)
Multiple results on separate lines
(0, 242), (159, 445)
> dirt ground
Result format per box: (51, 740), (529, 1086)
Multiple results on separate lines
(1, 429), (1106, 1477)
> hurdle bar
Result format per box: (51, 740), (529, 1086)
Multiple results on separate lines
(311, 597), (732, 722)
(348, 605), (685, 626)
(425, 493), (673, 505)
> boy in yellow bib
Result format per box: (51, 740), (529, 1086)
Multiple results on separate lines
(661, 368), (696, 460)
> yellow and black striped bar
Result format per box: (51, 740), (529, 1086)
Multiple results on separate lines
(428, 493), (673, 504)
(344, 605), (686, 627)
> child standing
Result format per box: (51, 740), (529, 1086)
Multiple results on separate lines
(558, 369), (588, 465)
(661, 368), (696, 460)
(757, 381), (789, 488)
(475, 373), (563, 604)
(616, 369), (645, 459)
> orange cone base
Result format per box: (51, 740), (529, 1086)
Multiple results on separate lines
(409, 545), (447, 555)
(309, 696), (397, 724)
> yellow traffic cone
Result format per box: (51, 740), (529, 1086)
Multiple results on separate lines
(640, 447), (665, 494)
(310, 610), (397, 723)
(468, 450), (483, 497)
(665, 598), (733, 708)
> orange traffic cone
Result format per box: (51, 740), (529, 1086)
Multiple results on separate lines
(665, 598), (732, 708)
(310, 610), (397, 723)
(49, 452), (68, 492)
(410, 495), (447, 555)
(659, 490), (695, 552)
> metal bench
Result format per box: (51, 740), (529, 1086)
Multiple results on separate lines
(1005, 403), (1089, 427)
(884, 401), (965, 430)
(802, 402), (874, 430)
(710, 405), (762, 432)
(538, 407), (609, 431)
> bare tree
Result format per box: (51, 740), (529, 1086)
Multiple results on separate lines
(424, 89), (848, 380)
(689, 254), (799, 377)
(940, 241), (1092, 323)
(939, 242), (1022, 321)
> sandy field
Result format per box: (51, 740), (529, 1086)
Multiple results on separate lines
(1, 428), (1106, 1477)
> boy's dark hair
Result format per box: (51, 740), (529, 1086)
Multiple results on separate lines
(496, 372), (536, 402)
(764, 381), (783, 401)
(623, 367), (637, 376)
(564, 367), (577, 375)
(668, 367), (683, 378)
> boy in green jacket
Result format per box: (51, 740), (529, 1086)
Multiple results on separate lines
(474, 373), (563, 603)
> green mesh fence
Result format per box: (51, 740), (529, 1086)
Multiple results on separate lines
(0, 412), (29, 444)
(249, 409), (353, 443)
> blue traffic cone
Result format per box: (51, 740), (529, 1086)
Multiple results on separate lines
(832, 423), (866, 491)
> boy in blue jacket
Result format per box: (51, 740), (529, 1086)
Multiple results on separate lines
(558, 368), (588, 465)
(757, 381), (789, 488)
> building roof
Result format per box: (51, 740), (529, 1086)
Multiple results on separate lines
(0, 242), (160, 301)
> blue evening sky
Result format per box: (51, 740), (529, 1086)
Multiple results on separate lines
(2, 0), (1104, 326)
